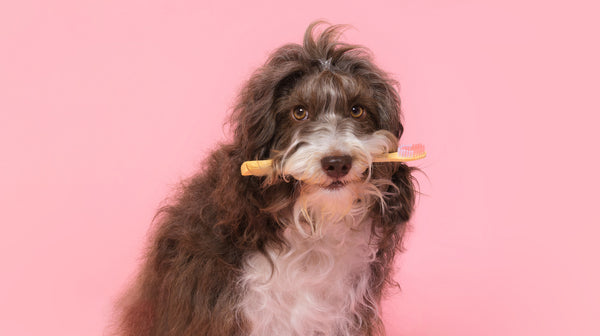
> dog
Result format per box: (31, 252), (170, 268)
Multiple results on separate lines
(114, 22), (417, 336)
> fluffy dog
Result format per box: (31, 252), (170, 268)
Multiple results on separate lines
(115, 22), (417, 336)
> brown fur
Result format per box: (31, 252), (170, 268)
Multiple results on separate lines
(113, 22), (417, 336)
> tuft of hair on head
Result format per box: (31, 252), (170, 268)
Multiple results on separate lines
(302, 21), (371, 71)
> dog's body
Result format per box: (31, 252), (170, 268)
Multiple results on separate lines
(115, 23), (416, 336)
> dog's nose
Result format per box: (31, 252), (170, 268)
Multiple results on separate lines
(320, 155), (352, 178)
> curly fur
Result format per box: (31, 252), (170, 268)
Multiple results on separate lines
(113, 22), (417, 336)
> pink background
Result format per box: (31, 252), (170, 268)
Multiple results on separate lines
(1, 0), (599, 335)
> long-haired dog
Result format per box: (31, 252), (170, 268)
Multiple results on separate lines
(115, 22), (416, 336)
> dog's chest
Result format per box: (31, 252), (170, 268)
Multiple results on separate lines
(238, 216), (378, 336)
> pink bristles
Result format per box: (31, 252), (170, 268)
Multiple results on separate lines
(398, 144), (425, 158)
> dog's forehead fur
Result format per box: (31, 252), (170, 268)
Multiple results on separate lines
(283, 71), (372, 117)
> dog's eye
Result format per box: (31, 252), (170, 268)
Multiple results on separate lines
(350, 105), (366, 119)
(292, 106), (308, 120)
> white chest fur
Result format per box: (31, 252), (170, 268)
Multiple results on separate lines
(238, 212), (379, 336)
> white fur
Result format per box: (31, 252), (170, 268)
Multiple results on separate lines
(238, 117), (397, 335)
(279, 113), (394, 188)
(239, 189), (378, 336)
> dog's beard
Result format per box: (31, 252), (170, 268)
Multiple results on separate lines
(272, 114), (398, 237)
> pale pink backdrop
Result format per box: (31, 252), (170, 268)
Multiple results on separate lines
(1, 0), (599, 335)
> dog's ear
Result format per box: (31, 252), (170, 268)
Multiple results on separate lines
(230, 45), (307, 161)
(373, 79), (403, 139)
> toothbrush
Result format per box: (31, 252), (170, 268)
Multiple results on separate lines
(240, 144), (426, 176)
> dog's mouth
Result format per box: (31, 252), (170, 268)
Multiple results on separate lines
(323, 180), (347, 190)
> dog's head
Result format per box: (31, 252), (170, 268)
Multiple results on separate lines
(230, 22), (408, 224)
